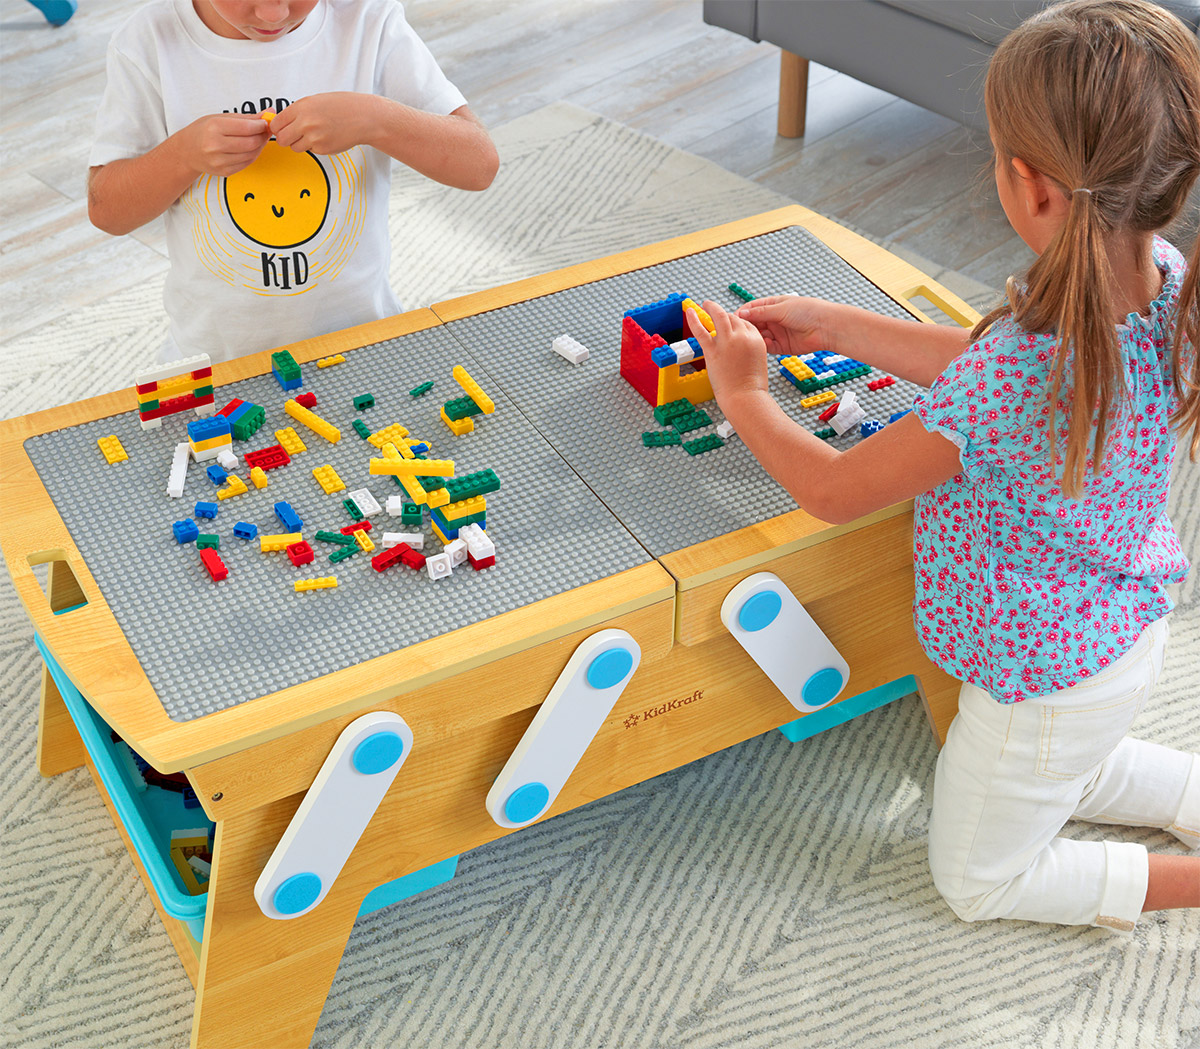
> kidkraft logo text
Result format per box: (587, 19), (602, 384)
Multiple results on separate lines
(623, 689), (704, 729)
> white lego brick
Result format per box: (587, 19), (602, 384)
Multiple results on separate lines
(216, 449), (238, 470)
(459, 523), (495, 560)
(830, 404), (866, 436)
(838, 390), (858, 410)
(385, 495), (406, 516)
(188, 856), (212, 877)
(134, 352), (212, 388)
(426, 552), (452, 580)
(444, 538), (468, 567)
(668, 339), (697, 365)
(190, 444), (223, 463)
(140, 417), (163, 432)
(383, 531), (424, 549)
(193, 403), (217, 418)
(347, 487), (382, 516)
(167, 442), (190, 498)
(824, 354), (847, 363)
(716, 420), (736, 440)
(552, 334), (590, 364)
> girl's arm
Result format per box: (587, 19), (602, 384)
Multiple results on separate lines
(689, 302), (964, 525)
(737, 297), (974, 388)
(270, 95), (498, 191)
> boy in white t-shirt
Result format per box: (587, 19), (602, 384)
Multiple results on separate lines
(88, 0), (498, 363)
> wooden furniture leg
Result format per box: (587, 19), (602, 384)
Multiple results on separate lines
(778, 50), (809, 138)
(36, 560), (87, 776)
(191, 803), (362, 1049)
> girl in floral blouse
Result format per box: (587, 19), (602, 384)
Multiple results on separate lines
(687, 0), (1200, 932)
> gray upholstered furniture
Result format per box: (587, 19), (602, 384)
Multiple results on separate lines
(703, 0), (1200, 136)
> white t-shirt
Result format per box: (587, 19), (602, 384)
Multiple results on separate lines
(90, 0), (466, 363)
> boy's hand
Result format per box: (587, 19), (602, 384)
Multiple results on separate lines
(176, 114), (271, 176)
(686, 300), (771, 410)
(269, 93), (368, 155)
(735, 295), (833, 358)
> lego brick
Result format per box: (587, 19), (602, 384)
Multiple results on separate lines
(367, 423), (410, 449)
(642, 430), (682, 447)
(167, 443), (190, 499)
(271, 350), (302, 390)
(444, 468), (500, 502)
(206, 464), (227, 485)
(294, 392), (317, 409)
(551, 334), (590, 364)
(814, 427), (836, 441)
(459, 523), (495, 560)
(346, 488), (382, 516)
(401, 503), (423, 527)
(443, 395), (483, 421)
(199, 548), (227, 581)
(339, 520), (372, 536)
(444, 537), (468, 567)
(172, 519), (199, 544)
(135, 353), (212, 389)
(216, 449), (239, 471)
(230, 404), (265, 441)
(352, 419), (371, 440)
(818, 402), (841, 423)
(328, 545), (358, 564)
(243, 445), (291, 472)
(890, 409), (913, 423)
(250, 466), (269, 489)
(452, 365), (495, 414)
(97, 435), (128, 464)
(800, 390), (837, 409)
(409, 380), (434, 397)
(353, 529), (375, 552)
(217, 397), (244, 418)
(314, 530), (356, 547)
(716, 420), (736, 439)
(284, 399), (341, 443)
(653, 398), (693, 425)
(439, 494), (487, 522)
(353, 393), (375, 411)
(275, 427), (307, 455)
(440, 407), (475, 436)
(382, 531), (424, 549)
(233, 522), (258, 540)
(682, 433), (725, 456)
(430, 519), (450, 545)
(342, 498), (364, 522)
(467, 552), (496, 571)
(860, 419), (887, 438)
(370, 456), (455, 478)
(425, 552), (452, 580)
(670, 409), (713, 434)
(728, 281), (755, 302)
(868, 375), (897, 391)
(312, 464), (346, 495)
(286, 541), (314, 567)
(187, 415), (231, 445)
(651, 337), (702, 369)
(680, 297), (715, 334)
(194, 501), (218, 519)
(294, 576), (338, 591)
(259, 532), (302, 552)
(274, 501), (303, 531)
(196, 534), (219, 550)
(216, 474), (248, 501)
(370, 545), (408, 573)
(315, 355), (345, 368)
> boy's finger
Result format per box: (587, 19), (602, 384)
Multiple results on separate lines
(685, 308), (715, 349)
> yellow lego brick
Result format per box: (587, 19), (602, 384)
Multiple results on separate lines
(440, 406), (475, 435)
(96, 435), (128, 464)
(800, 390), (837, 409)
(430, 519), (451, 545)
(440, 495), (486, 521)
(781, 355), (816, 382)
(380, 441), (404, 461)
(250, 466), (269, 489)
(285, 399), (341, 443)
(295, 576), (338, 592)
(216, 474), (248, 500)
(452, 365), (495, 414)
(316, 354), (345, 368)
(312, 464), (345, 495)
(275, 427), (307, 455)
(354, 530), (375, 552)
(170, 847), (206, 896)
(138, 374), (208, 405)
(680, 297), (715, 334)
(369, 456), (455, 477)
(368, 423), (410, 450)
(426, 485), (449, 509)
(260, 532), (303, 552)
(190, 432), (232, 453)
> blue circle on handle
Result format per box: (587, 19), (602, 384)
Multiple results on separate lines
(352, 731), (404, 775)
(273, 872), (322, 915)
(738, 590), (782, 632)
(505, 782), (550, 824)
(802, 667), (844, 707)
(586, 647), (634, 689)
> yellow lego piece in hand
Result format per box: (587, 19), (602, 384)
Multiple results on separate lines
(312, 464), (345, 495)
(295, 576), (338, 592)
(250, 466), (269, 489)
(681, 297), (715, 334)
(97, 435), (128, 464)
(216, 474), (248, 500)
(275, 427), (307, 455)
(452, 365), (495, 414)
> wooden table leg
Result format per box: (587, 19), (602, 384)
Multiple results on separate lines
(192, 804), (361, 1049)
(36, 560), (87, 776)
(778, 50), (809, 138)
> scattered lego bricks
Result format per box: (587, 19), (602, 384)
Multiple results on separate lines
(312, 464), (346, 494)
(367, 423), (409, 449)
(196, 534), (219, 550)
(551, 334), (589, 364)
(315, 354), (344, 368)
(275, 427), (307, 455)
(352, 419), (371, 440)
(441, 365), (495, 436)
(243, 444), (290, 472)
(781, 350), (870, 394)
(97, 435), (128, 464)
(643, 430), (682, 448)
(199, 548), (227, 581)
(683, 433), (725, 456)
(670, 409), (712, 434)
(409, 380), (434, 397)
(728, 281), (755, 303)
(285, 399), (340, 443)
(353, 393), (375, 411)
(295, 576), (338, 591)
(217, 475), (248, 500)
(271, 350), (302, 391)
(217, 397), (266, 440)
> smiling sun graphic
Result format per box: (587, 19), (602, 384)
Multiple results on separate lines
(224, 141), (331, 249)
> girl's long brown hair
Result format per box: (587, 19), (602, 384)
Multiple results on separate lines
(972, 0), (1200, 496)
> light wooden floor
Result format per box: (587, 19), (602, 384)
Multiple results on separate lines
(1, 0), (1193, 349)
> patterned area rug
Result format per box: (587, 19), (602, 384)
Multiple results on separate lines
(1, 103), (1196, 1049)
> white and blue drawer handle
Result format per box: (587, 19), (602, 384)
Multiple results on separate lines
(486, 628), (642, 830)
(255, 711), (413, 920)
(720, 571), (849, 713)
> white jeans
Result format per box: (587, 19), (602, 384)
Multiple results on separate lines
(929, 617), (1200, 933)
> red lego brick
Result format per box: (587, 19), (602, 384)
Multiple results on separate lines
(192, 367), (213, 381)
(867, 376), (896, 391)
(295, 391), (318, 409)
(468, 552), (496, 571)
(818, 403), (840, 423)
(243, 444), (291, 471)
(619, 314), (666, 407)
(371, 545), (407, 572)
(217, 397), (246, 417)
(286, 541), (314, 567)
(340, 520), (372, 535)
(200, 548), (227, 581)
(398, 546), (426, 570)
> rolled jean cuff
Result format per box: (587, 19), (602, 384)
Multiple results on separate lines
(1094, 840), (1148, 934)
(1167, 753), (1200, 849)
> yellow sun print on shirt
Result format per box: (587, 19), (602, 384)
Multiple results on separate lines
(223, 141), (331, 249)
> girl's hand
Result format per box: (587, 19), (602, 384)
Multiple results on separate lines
(175, 113), (271, 176)
(736, 295), (835, 358)
(686, 299), (770, 410)
(270, 93), (369, 155)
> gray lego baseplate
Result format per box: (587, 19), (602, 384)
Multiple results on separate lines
(444, 225), (926, 558)
(24, 325), (650, 721)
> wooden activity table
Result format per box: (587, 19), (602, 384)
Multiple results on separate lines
(0, 206), (977, 1049)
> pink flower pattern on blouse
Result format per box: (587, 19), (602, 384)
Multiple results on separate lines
(911, 237), (1191, 702)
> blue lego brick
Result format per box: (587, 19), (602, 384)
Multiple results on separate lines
(408, 441), (430, 455)
(172, 519), (199, 544)
(429, 507), (487, 540)
(625, 293), (688, 340)
(273, 501), (303, 531)
(889, 409), (913, 423)
(233, 521), (259, 541)
(650, 337), (703, 369)
(860, 420), (886, 438)
(226, 401), (251, 424)
(206, 464), (227, 484)
(187, 415), (231, 444)
(194, 501), (219, 520)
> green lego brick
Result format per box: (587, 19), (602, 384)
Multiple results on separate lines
(270, 350), (301, 380)
(196, 534), (220, 549)
(728, 281), (755, 302)
(444, 468), (501, 501)
(328, 545), (358, 564)
(642, 430), (682, 447)
(315, 530), (356, 546)
(409, 380), (434, 397)
(653, 398), (693, 425)
(139, 398), (160, 412)
(353, 393), (375, 411)
(230, 405), (265, 441)
(814, 427), (836, 441)
(443, 395), (482, 421)
(796, 365), (870, 394)
(342, 498), (365, 521)
(400, 503), (423, 527)
(352, 419), (371, 440)
(671, 410), (712, 434)
(417, 473), (447, 492)
(682, 434), (725, 456)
